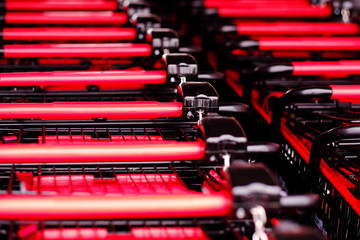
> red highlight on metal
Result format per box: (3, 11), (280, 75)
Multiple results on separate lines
(18, 227), (209, 240)
(5, 0), (118, 11)
(331, 85), (360, 102)
(132, 227), (210, 240)
(259, 37), (360, 51)
(38, 135), (164, 143)
(0, 141), (205, 163)
(218, 5), (332, 18)
(237, 22), (359, 36)
(5, 12), (127, 25)
(19, 228), (129, 240)
(3, 27), (137, 41)
(293, 61), (360, 76)
(0, 193), (231, 220)
(18, 173), (191, 194)
(0, 102), (183, 120)
(0, 70), (167, 87)
(4, 43), (153, 58)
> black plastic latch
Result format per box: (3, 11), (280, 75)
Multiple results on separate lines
(147, 28), (179, 57)
(0, 41), (3, 58)
(229, 163), (319, 210)
(0, 3), (4, 14)
(198, 116), (247, 164)
(0, 15), (4, 26)
(117, 0), (125, 10)
(123, 0), (151, 19)
(230, 163), (283, 210)
(177, 82), (219, 120)
(131, 13), (161, 42)
(161, 53), (198, 85)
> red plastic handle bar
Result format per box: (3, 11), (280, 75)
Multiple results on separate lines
(218, 5), (332, 18)
(204, 0), (308, 6)
(0, 102), (183, 120)
(3, 27), (137, 41)
(18, 227), (209, 240)
(4, 12), (127, 25)
(0, 194), (231, 220)
(293, 61), (360, 76)
(3, 43), (153, 58)
(5, 1), (118, 11)
(237, 22), (359, 36)
(0, 141), (205, 163)
(0, 70), (167, 87)
(331, 85), (360, 101)
(258, 37), (360, 51)
(205, 1), (309, 8)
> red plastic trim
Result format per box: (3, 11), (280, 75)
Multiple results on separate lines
(5, 1), (118, 11)
(5, 12), (127, 25)
(331, 85), (360, 101)
(3, 43), (153, 58)
(0, 140), (205, 163)
(0, 102), (183, 120)
(259, 37), (360, 50)
(3, 27), (137, 41)
(237, 22), (359, 36)
(0, 70), (167, 86)
(0, 193), (231, 220)
(218, 6), (332, 18)
(293, 61), (360, 76)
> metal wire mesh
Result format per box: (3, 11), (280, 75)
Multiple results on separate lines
(0, 123), (198, 144)
(0, 217), (243, 240)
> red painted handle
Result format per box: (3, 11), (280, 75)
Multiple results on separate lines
(0, 141), (205, 163)
(4, 43), (153, 58)
(331, 85), (360, 102)
(3, 27), (137, 41)
(5, 12), (127, 25)
(205, 0), (309, 8)
(0, 193), (231, 220)
(218, 5), (332, 18)
(5, 1), (118, 11)
(292, 61), (360, 76)
(0, 102), (183, 120)
(259, 37), (360, 50)
(0, 70), (167, 86)
(237, 22), (358, 36)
